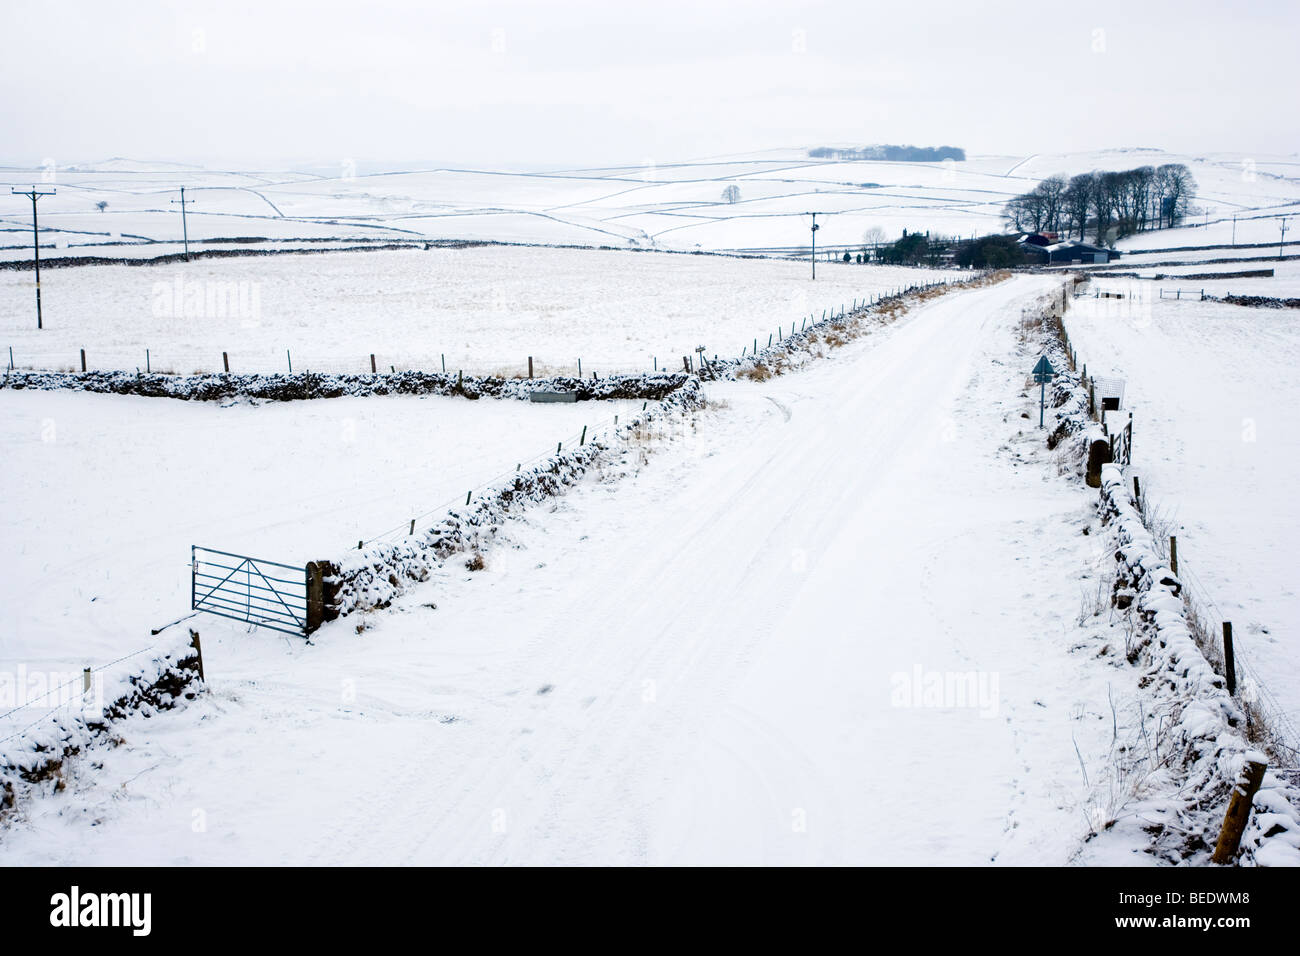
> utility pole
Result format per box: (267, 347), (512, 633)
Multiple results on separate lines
(12, 186), (55, 330)
(808, 212), (819, 280)
(1280, 217), (1289, 259)
(1232, 215), (1237, 247)
(172, 186), (194, 261)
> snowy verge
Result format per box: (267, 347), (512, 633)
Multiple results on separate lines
(0, 368), (689, 404)
(316, 378), (709, 622)
(0, 633), (203, 822)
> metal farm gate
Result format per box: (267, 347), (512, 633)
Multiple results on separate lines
(191, 546), (309, 636)
(1108, 415), (1133, 467)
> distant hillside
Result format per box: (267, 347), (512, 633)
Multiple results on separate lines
(809, 144), (966, 162)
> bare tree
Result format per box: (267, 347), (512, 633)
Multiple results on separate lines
(1004, 190), (1047, 233)
(1091, 171), (1127, 245)
(96, 200), (108, 212)
(721, 184), (741, 204)
(1155, 163), (1196, 228)
(1035, 175), (1068, 234)
(1062, 174), (1093, 240)
(1129, 166), (1155, 232)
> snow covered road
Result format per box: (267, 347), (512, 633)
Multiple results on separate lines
(4, 275), (1134, 865)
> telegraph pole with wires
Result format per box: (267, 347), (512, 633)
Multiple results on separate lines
(172, 186), (194, 261)
(1280, 217), (1289, 259)
(12, 186), (55, 330)
(808, 212), (820, 280)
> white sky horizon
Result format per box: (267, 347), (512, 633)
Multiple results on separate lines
(1, 0), (1295, 171)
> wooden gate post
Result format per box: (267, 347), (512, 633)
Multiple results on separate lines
(306, 562), (330, 635)
(1085, 438), (1112, 488)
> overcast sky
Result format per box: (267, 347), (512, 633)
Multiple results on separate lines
(1, 0), (1295, 170)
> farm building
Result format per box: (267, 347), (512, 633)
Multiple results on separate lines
(1017, 236), (1118, 265)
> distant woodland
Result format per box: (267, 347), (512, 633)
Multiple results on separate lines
(808, 144), (966, 162)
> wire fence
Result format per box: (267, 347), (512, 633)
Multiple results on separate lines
(1165, 545), (1300, 764)
(0, 640), (171, 749)
(2, 285), (950, 381)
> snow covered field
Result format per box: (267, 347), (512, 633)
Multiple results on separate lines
(2, 275), (1177, 865)
(1065, 284), (1300, 750)
(1126, 259), (1300, 299)
(0, 246), (958, 376)
(4, 147), (1295, 259)
(0, 390), (638, 696)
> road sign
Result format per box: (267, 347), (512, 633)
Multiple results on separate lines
(1031, 355), (1056, 427)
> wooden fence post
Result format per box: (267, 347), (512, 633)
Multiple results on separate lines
(223, 351), (230, 374)
(528, 356), (533, 379)
(1170, 536), (1178, 576)
(370, 353), (377, 374)
(1223, 622), (1236, 695)
(80, 348), (86, 372)
(1211, 758), (1267, 864)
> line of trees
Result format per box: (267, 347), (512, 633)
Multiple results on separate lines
(810, 144), (966, 162)
(1003, 164), (1196, 244)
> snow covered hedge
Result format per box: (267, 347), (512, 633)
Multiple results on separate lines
(0, 633), (203, 819)
(0, 368), (689, 404)
(317, 377), (709, 620)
